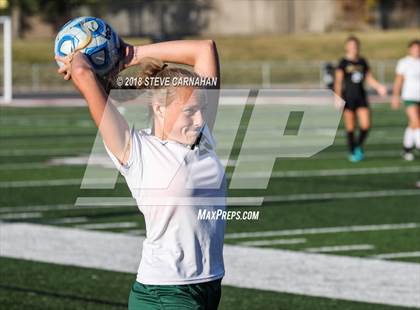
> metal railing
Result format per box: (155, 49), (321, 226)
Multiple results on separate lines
(0, 60), (398, 94)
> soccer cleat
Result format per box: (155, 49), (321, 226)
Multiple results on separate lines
(349, 153), (362, 162)
(348, 147), (364, 162)
(354, 146), (364, 160)
(402, 151), (415, 161)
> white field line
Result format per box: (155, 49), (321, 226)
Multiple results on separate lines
(48, 217), (89, 224)
(0, 223), (418, 308)
(225, 223), (420, 239)
(0, 146), (401, 158)
(0, 190), (417, 213)
(75, 222), (138, 230)
(269, 166), (420, 178)
(263, 189), (420, 202)
(0, 204), (127, 213)
(0, 131), (406, 157)
(237, 150), (402, 161)
(123, 229), (146, 236)
(372, 251), (420, 260)
(1, 120), (92, 128)
(1, 138), (94, 147)
(0, 212), (43, 220)
(0, 178), (107, 188)
(75, 189), (420, 207)
(0, 198), (261, 214)
(232, 166), (420, 178)
(239, 238), (306, 246)
(75, 197), (264, 207)
(0, 136), (403, 152)
(305, 244), (375, 253)
(0, 129), (403, 144)
(2, 165), (420, 188)
(223, 150), (401, 165)
(0, 148), (88, 156)
(0, 190), (418, 218)
(0, 150), (406, 171)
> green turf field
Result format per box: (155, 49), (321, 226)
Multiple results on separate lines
(0, 102), (419, 309)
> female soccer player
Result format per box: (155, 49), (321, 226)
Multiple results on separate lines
(56, 39), (225, 309)
(391, 39), (420, 161)
(334, 36), (387, 162)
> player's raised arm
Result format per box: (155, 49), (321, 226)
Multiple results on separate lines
(123, 40), (220, 83)
(56, 52), (131, 165)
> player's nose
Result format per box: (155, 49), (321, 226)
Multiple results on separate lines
(193, 109), (204, 128)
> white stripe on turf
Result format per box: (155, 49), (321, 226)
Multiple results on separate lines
(0, 212), (43, 219)
(0, 223), (418, 308)
(263, 189), (420, 202)
(0, 188), (417, 215)
(74, 196), (264, 207)
(239, 238), (306, 246)
(305, 244), (375, 253)
(224, 149), (402, 163)
(0, 145), (405, 158)
(0, 203), (134, 213)
(48, 217), (89, 224)
(0, 148), (88, 156)
(231, 166), (420, 178)
(0, 178), (110, 188)
(0, 204), (92, 213)
(75, 222), (138, 230)
(123, 229), (146, 236)
(372, 251), (420, 260)
(225, 223), (420, 239)
(2, 166), (420, 187)
(0, 150), (410, 170)
(269, 166), (420, 178)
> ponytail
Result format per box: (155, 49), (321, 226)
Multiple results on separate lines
(137, 57), (168, 84)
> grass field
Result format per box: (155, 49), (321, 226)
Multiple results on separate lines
(9, 29), (420, 63)
(0, 101), (420, 309)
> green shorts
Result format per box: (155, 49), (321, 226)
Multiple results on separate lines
(128, 278), (222, 310)
(404, 100), (420, 107)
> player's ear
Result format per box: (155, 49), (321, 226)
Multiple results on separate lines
(152, 102), (165, 118)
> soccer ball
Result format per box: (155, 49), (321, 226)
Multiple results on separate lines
(54, 16), (121, 76)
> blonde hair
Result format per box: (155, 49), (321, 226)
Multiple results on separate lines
(135, 57), (207, 126)
(138, 57), (200, 107)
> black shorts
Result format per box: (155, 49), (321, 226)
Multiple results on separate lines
(344, 97), (369, 111)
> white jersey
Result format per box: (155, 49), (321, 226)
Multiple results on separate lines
(105, 125), (227, 285)
(396, 56), (420, 101)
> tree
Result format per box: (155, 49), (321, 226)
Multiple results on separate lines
(8, 0), (100, 37)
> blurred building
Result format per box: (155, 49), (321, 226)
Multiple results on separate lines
(102, 0), (337, 37)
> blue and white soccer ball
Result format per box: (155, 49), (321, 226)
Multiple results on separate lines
(54, 16), (121, 76)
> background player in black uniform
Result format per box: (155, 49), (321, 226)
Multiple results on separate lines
(323, 62), (335, 90)
(334, 36), (387, 162)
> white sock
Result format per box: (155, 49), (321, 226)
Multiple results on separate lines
(403, 127), (415, 149)
(415, 128), (420, 149)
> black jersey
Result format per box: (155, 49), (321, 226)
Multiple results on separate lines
(337, 57), (370, 101)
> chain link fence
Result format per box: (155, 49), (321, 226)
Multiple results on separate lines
(0, 60), (398, 94)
